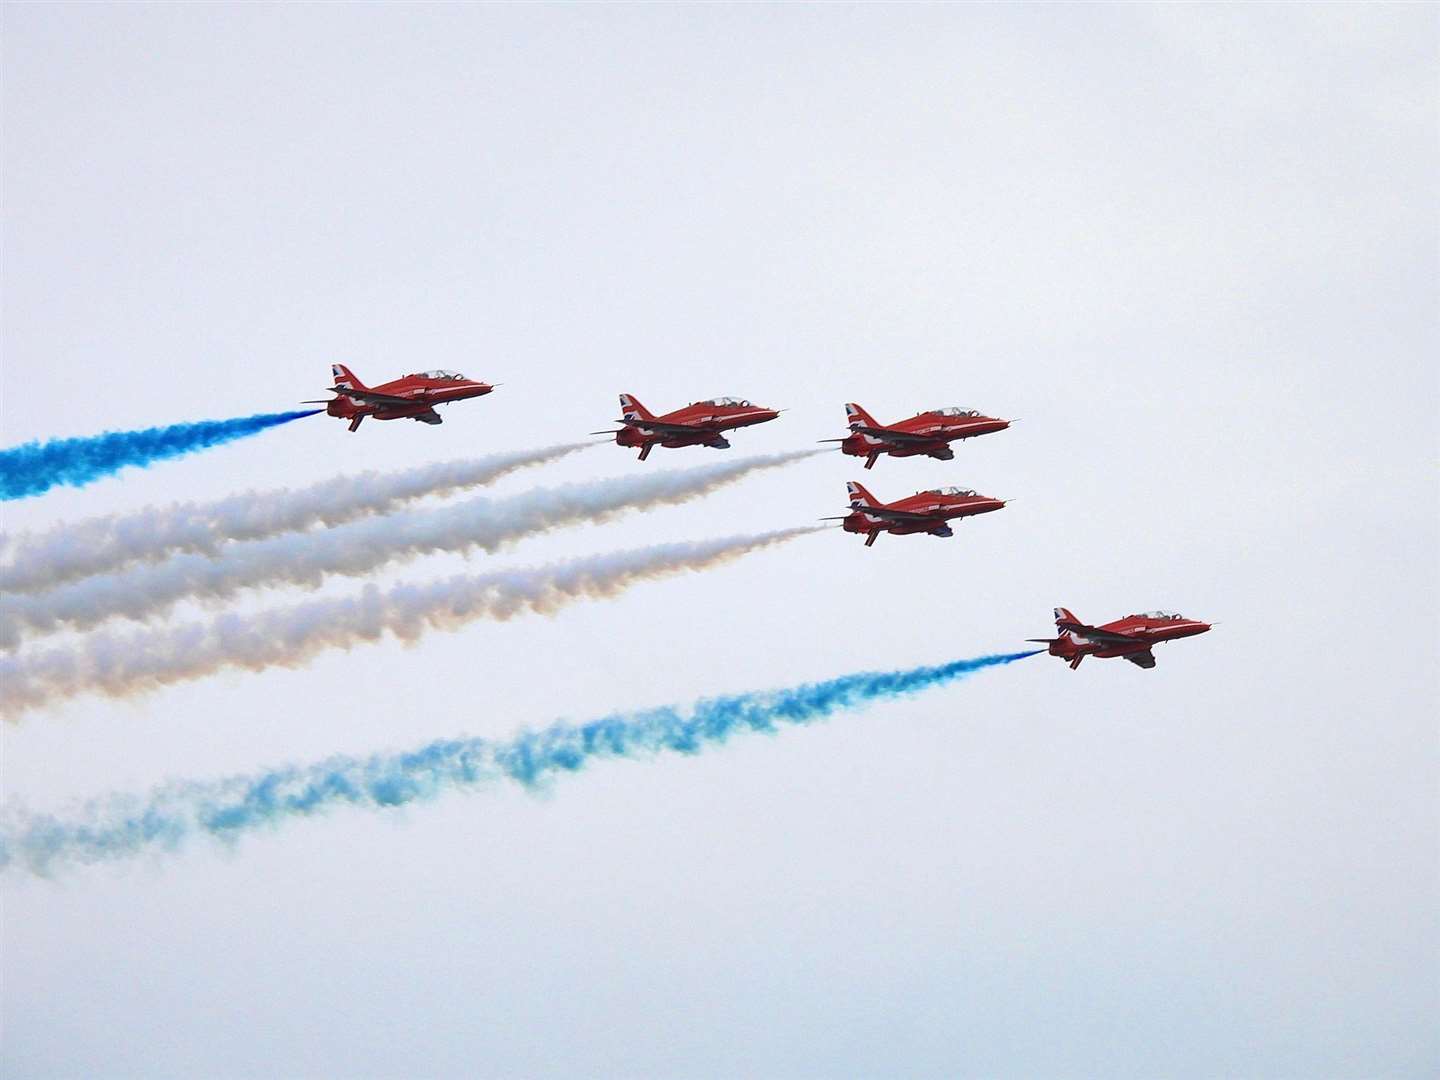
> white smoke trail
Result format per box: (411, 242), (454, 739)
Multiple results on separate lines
(0, 442), (589, 594)
(0, 528), (820, 719)
(0, 451), (820, 648)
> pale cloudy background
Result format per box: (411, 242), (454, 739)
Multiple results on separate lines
(2, 4), (1436, 1077)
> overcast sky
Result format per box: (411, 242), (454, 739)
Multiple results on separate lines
(2, 4), (1436, 1077)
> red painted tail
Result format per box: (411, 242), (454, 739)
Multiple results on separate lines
(846, 480), (880, 508)
(331, 364), (366, 391)
(1025, 608), (1086, 664)
(619, 394), (654, 422)
(844, 402), (879, 430)
(1053, 607), (1085, 647)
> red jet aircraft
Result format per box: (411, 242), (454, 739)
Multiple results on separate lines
(824, 403), (1012, 469)
(1029, 607), (1212, 670)
(306, 364), (495, 432)
(594, 394), (780, 461)
(826, 481), (1006, 547)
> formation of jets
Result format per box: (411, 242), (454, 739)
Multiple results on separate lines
(304, 367), (1210, 670)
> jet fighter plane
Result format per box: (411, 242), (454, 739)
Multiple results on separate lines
(826, 481), (1007, 547)
(824, 403), (1011, 469)
(594, 394), (780, 461)
(306, 364), (495, 432)
(1028, 607), (1212, 670)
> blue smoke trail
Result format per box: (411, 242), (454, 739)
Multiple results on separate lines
(0, 410), (323, 500)
(0, 650), (1041, 874)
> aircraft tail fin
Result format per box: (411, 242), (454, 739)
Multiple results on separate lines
(619, 394), (654, 422)
(1054, 607), (1087, 646)
(331, 363), (366, 391)
(846, 480), (880, 508)
(844, 402), (880, 430)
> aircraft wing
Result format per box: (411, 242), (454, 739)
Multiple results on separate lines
(1057, 621), (1146, 645)
(850, 425), (937, 444)
(329, 387), (422, 406)
(614, 418), (712, 434)
(851, 506), (943, 523)
(1125, 650), (1157, 669)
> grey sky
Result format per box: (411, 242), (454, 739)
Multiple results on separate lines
(2, 3), (1436, 1078)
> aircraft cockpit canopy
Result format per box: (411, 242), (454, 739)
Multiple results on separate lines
(1135, 610), (1184, 620)
(702, 397), (752, 407)
(931, 406), (982, 417)
(928, 486), (977, 497)
(416, 369), (469, 381)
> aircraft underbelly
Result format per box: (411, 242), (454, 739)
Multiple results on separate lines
(889, 440), (950, 458)
(890, 520), (940, 536)
(373, 403), (433, 420)
(1095, 641), (1150, 658)
(660, 431), (728, 449)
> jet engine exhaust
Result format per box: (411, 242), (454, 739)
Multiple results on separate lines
(0, 650), (1041, 874)
(0, 410), (323, 501)
(0, 528), (822, 718)
(0, 442), (591, 594)
(0, 451), (824, 647)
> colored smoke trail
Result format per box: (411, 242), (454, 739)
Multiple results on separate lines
(0, 650), (1041, 873)
(0, 528), (819, 718)
(0, 451), (821, 647)
(0, 411), (322, 501)
(0, 443), (590, 593)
